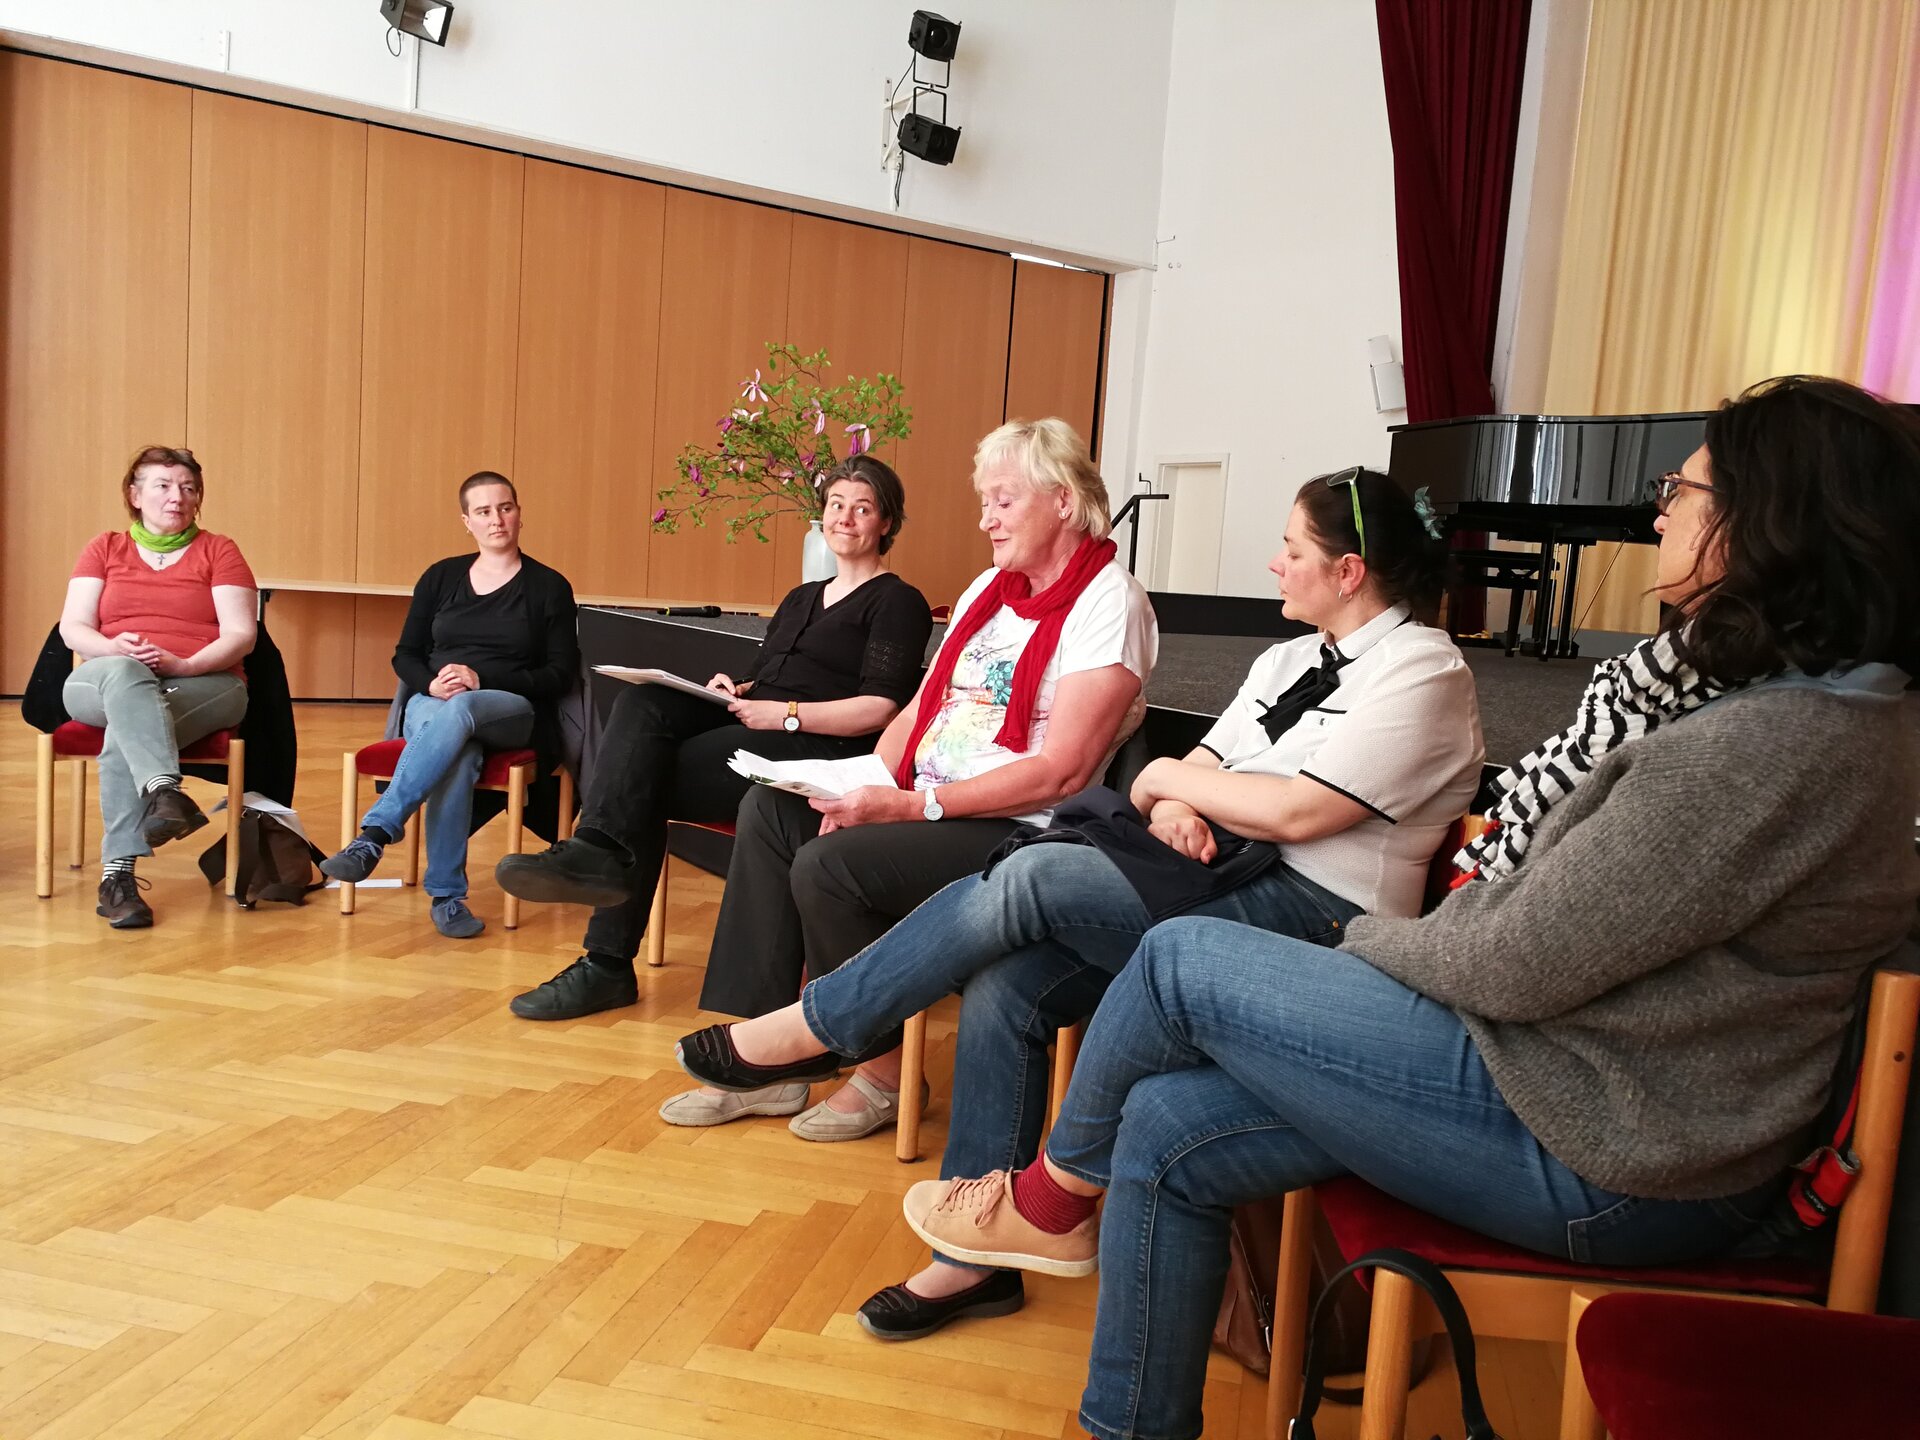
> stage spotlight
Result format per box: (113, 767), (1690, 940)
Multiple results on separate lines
(897, 110), (961, 166)
(380, 0), (454, 47)
(908, 10), (961, 63)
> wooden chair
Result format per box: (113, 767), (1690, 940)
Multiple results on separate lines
(642, 820), (736, 969)
(1261, 964), (1920, 1440)
(35, 722), (245, 897)
(337, 739), (573, 929)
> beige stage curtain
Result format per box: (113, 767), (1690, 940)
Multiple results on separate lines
(1541, 0), (1920, 633)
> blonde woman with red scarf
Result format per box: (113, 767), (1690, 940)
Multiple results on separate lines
(664, 418), (1158, 1135)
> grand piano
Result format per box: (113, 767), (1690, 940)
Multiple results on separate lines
(1387, 410), (1708, 658)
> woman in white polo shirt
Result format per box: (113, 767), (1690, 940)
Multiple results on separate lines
(675, 466), (1485, 1338)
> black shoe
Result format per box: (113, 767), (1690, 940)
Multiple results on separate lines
(675, 1023), (844, 1092)
(510, 956), (639, 1020)
(96, 872), (154, 929)
(495, 839), (633, 908)
(141, 787), (207, 848)
(857, 1270), (1025, 1341)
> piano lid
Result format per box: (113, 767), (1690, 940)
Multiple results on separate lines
(1387, 411), (1710, 510)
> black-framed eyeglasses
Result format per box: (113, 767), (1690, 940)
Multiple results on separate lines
(1651, 470), (1713, 515)
(1325, 465), (1365, 558)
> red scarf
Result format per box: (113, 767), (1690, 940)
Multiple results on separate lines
(893, 534), (1118, 787)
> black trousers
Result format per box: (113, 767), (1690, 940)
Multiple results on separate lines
(699, 783), (1018, 1030)
(578, 684), (865, 963)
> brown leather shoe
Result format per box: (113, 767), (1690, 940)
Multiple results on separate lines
(96, 872), (154, 929)
(141, 786), (207, 848)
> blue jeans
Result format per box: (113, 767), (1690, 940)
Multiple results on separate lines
(363, 690), (535, 898)
(800, 844), (1361, 1268)
(1048, 918), (1782, 1440)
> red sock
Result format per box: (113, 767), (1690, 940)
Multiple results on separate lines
(1011, 1162), (1099, 1234)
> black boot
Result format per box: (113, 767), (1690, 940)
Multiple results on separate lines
(495, 838), (633, 908)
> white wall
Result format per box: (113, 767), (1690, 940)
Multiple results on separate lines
(1115, 0), (1404, 597)
(0, 0), (1174, 268)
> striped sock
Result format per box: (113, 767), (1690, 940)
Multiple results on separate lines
(142, 775), (181, 795)
(102, 857), (135, 880)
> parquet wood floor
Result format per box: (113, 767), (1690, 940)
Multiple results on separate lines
(1, 702), (1560, 1438)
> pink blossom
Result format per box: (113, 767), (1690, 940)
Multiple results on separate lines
(741, 369), (767, 403)
(800, 450), (817, 471)
(686, 463), (702, 485)
(845, 423), (870, 456)
(811, 406), (827, 436)
(719, 416), (735, 435)
(652, 507), (668, 523)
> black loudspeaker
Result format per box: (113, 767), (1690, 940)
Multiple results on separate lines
(908, 10), (962, 62)
(897, 112), (962, 165)
(379, 0), (454, 46)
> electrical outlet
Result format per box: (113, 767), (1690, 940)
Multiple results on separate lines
(208, 28), (230, 72)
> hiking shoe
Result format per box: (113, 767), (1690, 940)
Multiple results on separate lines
(856, 1269), (1025, 1341)
(96, 872), (154, 929)
(432, 897), (485, 939)
(495, 839), (632, 908)
(510, 956), (638, 1020)
(320, 833), (385, 884)
(902, 1170), (1099, 1278)
(140, 786), (207, 848)
(658, 1083), (810, 1127)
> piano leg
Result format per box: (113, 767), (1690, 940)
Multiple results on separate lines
(1527, 533), (1557, 660)
(1555, 542), (1585, 658)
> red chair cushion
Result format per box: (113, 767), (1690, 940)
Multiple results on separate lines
(1316, 1176), (1825, 1299)
(353, 738), (536, 789)
(53, 721), (235, 763)
(1577, 1292), (1920, 1440)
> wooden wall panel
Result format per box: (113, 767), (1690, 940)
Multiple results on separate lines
(262, 591), (357, 698)
(774, 216), (911, 581)
(187, 93), (367, 585)
(513, 161), (665, 599)
(0, 55), (192, 686)
(645, 189), (794, 606)
(352, 596), (413, 701)
(888, 240), (1015, 612)
(1004, 262), (1107, 453)
(356, 128), (523, 587)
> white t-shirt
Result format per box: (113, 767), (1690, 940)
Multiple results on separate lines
(912, 559), (1159, 824)
(1198, 603), (1484, 917)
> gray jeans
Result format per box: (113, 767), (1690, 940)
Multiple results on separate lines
(63, 655), (249, 863)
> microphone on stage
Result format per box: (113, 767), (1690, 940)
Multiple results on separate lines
(657, 604), (722, 617)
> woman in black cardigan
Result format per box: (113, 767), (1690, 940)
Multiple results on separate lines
(320, 471), (579, 939)
(498, 455), (931, 1028)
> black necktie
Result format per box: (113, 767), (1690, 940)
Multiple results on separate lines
(1257, 644), (1349, 742)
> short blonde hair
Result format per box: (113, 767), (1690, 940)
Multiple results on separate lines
(972, 418), (1112, 540)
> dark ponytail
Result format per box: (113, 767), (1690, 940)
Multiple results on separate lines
(1294, 468), (1449, 623)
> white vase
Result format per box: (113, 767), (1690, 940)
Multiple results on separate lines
(801, 519), (838, 583)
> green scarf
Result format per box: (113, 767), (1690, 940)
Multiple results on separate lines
(130, 520), (200, 553)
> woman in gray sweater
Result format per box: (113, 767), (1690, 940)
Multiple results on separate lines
(897, 375), (1920, 1440)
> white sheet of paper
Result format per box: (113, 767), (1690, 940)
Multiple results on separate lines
(592, 665), (732, 705)
(727, 749), (897, 801)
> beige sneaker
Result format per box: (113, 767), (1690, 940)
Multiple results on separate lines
(901, 1169), (1098, 1278)
(658, 1082), (810, 1127)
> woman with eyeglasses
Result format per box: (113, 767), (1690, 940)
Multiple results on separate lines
(894, 376), (1919, 1440)
(674, 467), (1486, 1339)
(58, 446), (258, 929)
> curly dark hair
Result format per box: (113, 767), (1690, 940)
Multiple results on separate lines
(1670, 375), (1920, 684)
(1293, 467), (1450, 623)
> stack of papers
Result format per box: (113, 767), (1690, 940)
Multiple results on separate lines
(591, 666), (731, 704)
(727, 750), (896, 800)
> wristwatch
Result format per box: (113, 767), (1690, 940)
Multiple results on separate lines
(922, 787), (944, 822)
(783, 701), (801, 733)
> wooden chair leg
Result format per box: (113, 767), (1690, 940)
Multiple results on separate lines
(35, 731), (55, 898)
(1047, 1017), (1086, 1130)
(1355, 1270), (1418, 1440)
(896, 1009), (928, 1162)
(338, 753), (358, 915)
(644, 866), (667, 968)
(223, 739), (245, 896)
(404, 813), (421, 886)
(556, 767), (575, 840)
(68, 758), (87, 869)
(1265, 1190), (1319, 1438)
(502, 763), (529, 929)
(1559, 1288), (1608, 1440)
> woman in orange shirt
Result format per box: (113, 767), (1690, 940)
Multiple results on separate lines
(58, 446), (258, 929)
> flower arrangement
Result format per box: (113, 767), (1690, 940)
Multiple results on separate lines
(652, 342), (912, 543)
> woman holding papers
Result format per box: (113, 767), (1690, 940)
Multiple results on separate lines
(501, 457), (931, 1016)
(664, 418), (1158, 1136)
